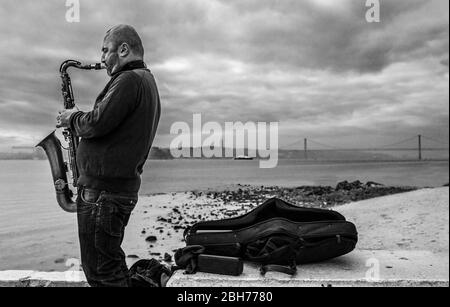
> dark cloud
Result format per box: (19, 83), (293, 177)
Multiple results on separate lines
(0, 0), (448, 149)
(208, 0), (448, 73)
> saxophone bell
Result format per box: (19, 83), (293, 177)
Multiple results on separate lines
(37, 131), (77, 213)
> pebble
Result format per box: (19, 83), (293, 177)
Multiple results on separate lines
(145, 236), (157, 243)
(164, 253), (172, 262)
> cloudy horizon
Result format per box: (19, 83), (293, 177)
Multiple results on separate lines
(0, 0), (448, 152)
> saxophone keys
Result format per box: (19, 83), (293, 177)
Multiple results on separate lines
(54, 179), (68, 192)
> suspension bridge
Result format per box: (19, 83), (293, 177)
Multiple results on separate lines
(281, 135), (449, 161)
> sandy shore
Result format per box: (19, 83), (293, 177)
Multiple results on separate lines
(123, 185), (449, 269)
(335, 187), (449, 253)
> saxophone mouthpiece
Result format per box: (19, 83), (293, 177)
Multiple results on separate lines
(91, 63), (106, 70)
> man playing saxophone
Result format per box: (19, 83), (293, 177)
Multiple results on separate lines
(56, 24), (161, 287)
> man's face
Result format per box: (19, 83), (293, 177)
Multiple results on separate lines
(101, 39), (121, 76)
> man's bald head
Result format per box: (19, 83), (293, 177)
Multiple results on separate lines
(104, 25), (144, 58)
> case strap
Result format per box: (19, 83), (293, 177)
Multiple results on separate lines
(260, 261), (297, 276)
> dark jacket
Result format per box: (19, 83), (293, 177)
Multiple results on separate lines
(70, 60), (161, 194)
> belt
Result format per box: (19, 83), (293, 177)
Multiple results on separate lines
(82, 188), (102, 203)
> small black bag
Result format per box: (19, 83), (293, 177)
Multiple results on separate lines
(183, 198), (358, 275)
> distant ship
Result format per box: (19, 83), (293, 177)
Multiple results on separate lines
(234, 155), (254, 160)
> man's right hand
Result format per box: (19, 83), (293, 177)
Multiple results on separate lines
(57, 109), (80, 128)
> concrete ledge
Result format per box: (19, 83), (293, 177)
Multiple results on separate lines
(167, 250), (449, 287)
(2, 250), (447, 287)
(0, 270), (88, 287)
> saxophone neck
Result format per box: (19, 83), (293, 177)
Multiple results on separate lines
(59, 60), (106, 109)
(60, 60), (81, 74)
(60, 60), (105, 74)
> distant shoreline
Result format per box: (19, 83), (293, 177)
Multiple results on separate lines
(1, 146), (448, 162)
(0, 157), (448, 163)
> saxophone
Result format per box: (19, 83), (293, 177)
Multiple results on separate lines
(37, 60), (105, 213)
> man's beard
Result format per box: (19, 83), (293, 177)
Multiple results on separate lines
(106, 54), (120, 76)
(106, 66), (113, 76)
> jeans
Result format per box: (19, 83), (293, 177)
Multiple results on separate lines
(77, 186), (138, 287)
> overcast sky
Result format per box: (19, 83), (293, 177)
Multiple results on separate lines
(0, 0), (448, 151)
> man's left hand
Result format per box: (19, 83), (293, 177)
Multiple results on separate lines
(56, 109), (79, 128)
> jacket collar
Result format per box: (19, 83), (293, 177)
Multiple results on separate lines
(96, 60), (147, 103)
(112, 60), (147, 76)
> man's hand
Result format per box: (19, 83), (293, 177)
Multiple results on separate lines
(56, 109), (79, 128)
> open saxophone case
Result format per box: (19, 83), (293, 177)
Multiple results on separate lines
(174, 198), (358, 276)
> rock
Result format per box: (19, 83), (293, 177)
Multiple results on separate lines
(164, 253), (172, 262)
(336, 180), (363, 191)
(366, 181), (384, 187)
(54, 258), (65, 264)
(145, 236), (158, 243)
